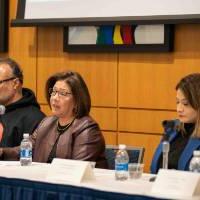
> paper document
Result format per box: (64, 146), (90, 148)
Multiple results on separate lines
(135, 25), (164, 44)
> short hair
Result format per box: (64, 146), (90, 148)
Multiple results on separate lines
(176, 73), (200, 138)
(0, 58), (23, 84)
(46, 71), (91, 118)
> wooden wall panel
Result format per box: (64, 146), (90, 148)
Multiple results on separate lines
(90, 107), (117, 131)
(8, 0), (37, 92)
(40, 105), (51, 116)
(36, 27), (118, 107)
(118, 132), (162, 172)
(119, 109), (177, 133)
(102, 131), (117, 145)
(118, 58), (177, 109)
(119, 25), (200, 110)
(41, 105), (117, 131)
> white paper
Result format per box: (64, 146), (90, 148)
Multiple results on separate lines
(135, 25), (164, 44)
(68, 26), (97, 45)
(46, 158), (95, 183)
(151, 169), (200, 197)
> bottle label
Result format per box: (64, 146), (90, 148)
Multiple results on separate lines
(20, 149), (32, 158)
(115, 163), (128, 171)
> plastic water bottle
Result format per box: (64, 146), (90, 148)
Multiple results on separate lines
(20, 133), (32, 166)
(189, 150), (200, 172)
(115, 144), (129, 181)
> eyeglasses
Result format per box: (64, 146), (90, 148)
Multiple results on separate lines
(0, 77), (16, 85)
(49, 88), (72, 98)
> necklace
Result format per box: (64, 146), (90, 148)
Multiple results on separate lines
(57, 118), (75, 132)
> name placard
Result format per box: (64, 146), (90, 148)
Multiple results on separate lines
(46, 158), (95, 183)
(151, 169), (200, 197)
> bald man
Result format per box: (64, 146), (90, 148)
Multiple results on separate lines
(0, 58), (45, 159)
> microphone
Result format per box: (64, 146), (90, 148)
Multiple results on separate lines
(162, 120), (180, 133)
(161, 120), (178, 169)
(162, 120), (176, 133)
(162, 141), (169, 169)
(0, 105), (6, 115)
(162, 119), (180, 141)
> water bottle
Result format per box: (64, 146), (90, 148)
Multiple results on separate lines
(115, 144), (129, 181)
(189, 150), (200, 172)
(20, 133), (32, 166)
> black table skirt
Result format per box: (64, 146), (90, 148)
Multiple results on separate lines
(0, 176), (167, 200)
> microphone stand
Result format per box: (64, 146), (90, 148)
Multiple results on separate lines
(162, 141), (169, 169)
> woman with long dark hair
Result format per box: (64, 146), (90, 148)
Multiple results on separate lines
(151, 73), (200, 173)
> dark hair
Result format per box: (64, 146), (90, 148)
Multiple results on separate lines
(176, 73), (200, 137)
(0, 58), (23, 84)
(46, 71), (91, 118)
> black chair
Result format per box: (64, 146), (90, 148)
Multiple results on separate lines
(105, 145), (145, 170)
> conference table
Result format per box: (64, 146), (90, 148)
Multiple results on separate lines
(0, 161), (198, 200)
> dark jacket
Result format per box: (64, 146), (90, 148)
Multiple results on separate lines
(151, 119), (200, 173)
(33, 116), (107, 168)
(0, 88), (45, 148)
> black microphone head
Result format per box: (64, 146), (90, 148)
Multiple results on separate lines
(162, 120), (175, 132)
(162, 120), (180, 141)
(0, 105), (6, 115)
(162, 120), (180, 133)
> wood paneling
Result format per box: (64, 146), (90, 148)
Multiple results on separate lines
(41, 105), (117, 131)
(40, 104), (51, 116)
(9, 0), (37, 92)
(119, 109), (177, 133)
(118, 132), (162, 172)
(118, 58), (177, 109)
(7, 2), (200, 173)
(36, 27), (118, 107)
(119, 25), (200, 110)
(90, 107), (117, 131)
(102, 131), (117, 145)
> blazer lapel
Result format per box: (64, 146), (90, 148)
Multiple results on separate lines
(178, 138), (200, 170)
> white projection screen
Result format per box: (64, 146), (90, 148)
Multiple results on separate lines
(24, 0), (200, 19)
(11, 0), (199, 53)
(12, 0), (200, 26)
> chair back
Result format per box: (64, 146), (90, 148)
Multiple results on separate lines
(105, 145), (145, 170)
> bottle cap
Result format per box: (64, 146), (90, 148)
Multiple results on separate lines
(23, 133), (29, 138)
(119, 144), (126, 150)
(193, 150), (200, 156)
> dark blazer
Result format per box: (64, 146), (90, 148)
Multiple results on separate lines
(33, 116), (107, 168)
(151, 120), (200, 174)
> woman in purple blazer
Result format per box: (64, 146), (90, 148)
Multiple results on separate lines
(1, 71), (107, 168)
